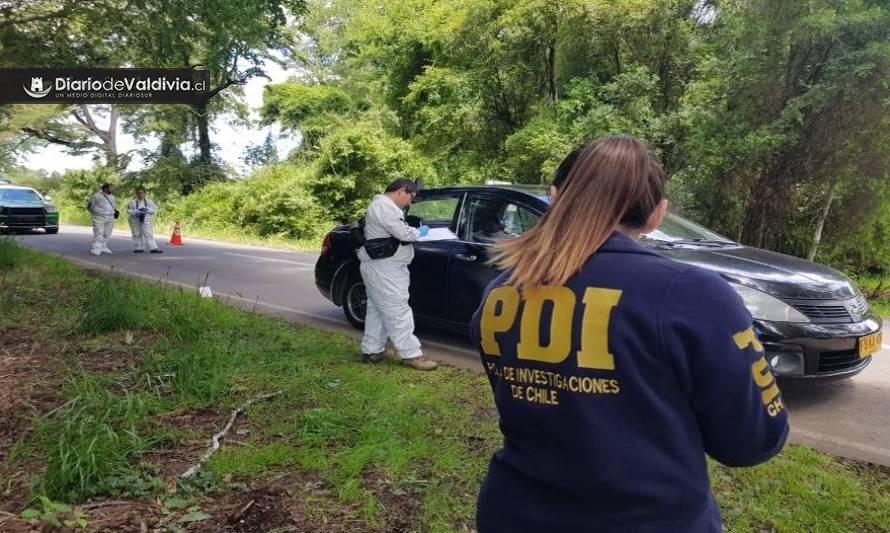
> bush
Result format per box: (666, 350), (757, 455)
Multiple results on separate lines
(162, 163), (333, 241)
(312, 119), (435, 222)
(0, 237), (22, 270)
(57, 167), (120, 212)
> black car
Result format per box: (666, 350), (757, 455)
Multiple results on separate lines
(316, 186), (883, 379)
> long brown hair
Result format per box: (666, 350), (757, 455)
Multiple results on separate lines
(490, 136), (666, 288)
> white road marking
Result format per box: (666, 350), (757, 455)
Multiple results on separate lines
(224, 252), (315, 267)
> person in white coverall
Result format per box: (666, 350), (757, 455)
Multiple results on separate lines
(358, 178), (438, 371)
(88, 182), (117, 256)
(126, 188), (163, 254)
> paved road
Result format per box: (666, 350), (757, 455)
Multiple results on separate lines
(15, 225), (890, 466)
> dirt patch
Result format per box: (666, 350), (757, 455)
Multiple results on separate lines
(0, 327), (61, 514)
(73, 331), (158, 375)
(80, 500), (166, 532)
(0, 328), (58, 413)
(474, 406), (498, 422)
(362, 467), (423, 533)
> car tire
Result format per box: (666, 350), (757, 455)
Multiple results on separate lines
(45, 227), (59, 234)
(342, 273), (367, 330)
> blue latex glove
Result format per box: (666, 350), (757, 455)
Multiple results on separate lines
(419, 225), (430, 237)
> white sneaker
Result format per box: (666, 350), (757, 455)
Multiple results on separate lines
(102, 247), (113, 254)
(90, 249), (102, 256)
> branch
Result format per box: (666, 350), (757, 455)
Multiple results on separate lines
(200, 67), (267, 102)
(179, 390), (283, 479)
(72, 105), (112, 144)
(20, 126), (77, 146)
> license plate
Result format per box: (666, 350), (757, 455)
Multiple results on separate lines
(859, 331), (883, 358)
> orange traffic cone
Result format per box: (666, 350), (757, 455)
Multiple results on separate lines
(170, 221), (183, 246)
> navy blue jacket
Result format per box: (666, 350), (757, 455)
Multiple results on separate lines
(471, 232), (789, 533)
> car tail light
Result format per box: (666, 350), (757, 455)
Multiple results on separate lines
(321, 233), (331, 256)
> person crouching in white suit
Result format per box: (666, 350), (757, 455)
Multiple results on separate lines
(126, 188), (162, 254)
(358, 178), (437, 371)
(89, 182), (117, 256)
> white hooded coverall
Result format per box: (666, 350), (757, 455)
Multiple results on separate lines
(89, 191), (116, 254)
(126, 197), (159, 251)
(357, 194), (423, 360)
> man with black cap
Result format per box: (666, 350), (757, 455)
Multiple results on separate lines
(358, 178), (438, 371)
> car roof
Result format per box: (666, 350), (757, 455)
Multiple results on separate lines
(0, 185), (38, 191)
(420, 184), (549, 204)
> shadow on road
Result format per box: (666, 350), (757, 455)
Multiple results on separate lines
(779, 377), (856, 408)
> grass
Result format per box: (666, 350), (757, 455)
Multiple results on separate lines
(856, 276), (890, 317)
(1, 237), (889, 532)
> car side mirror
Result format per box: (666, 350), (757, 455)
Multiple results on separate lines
(406, 215), (422, 228)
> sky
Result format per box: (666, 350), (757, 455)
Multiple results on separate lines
(19, 61), (302, 176)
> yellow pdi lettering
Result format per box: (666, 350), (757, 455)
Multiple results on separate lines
(518, 286), (575, 364)
(577, 287), (622, 370)
(479, 286), (520, 355)
(733, 327), (764, 352)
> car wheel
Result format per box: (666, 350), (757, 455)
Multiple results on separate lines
(45, 227), (59, 234)
(342, 273), (367, 330)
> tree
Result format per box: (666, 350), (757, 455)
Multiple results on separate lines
(675, 0), (890, 258)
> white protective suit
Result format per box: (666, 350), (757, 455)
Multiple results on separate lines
(126, 197), (159, 251)
(89, 191), (117, 255)
(357, 194), (423, 360)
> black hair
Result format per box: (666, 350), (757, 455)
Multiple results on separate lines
(384, 177), (417, 194)
(100, 182), (113, 192)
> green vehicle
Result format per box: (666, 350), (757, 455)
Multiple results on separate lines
(0, 185), (59, 234)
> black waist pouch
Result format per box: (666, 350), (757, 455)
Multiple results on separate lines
(364, 237), (405, 259)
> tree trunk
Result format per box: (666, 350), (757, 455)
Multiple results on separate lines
(546, 40), (557, 105)
(107, 107), (118, 167)
(754, 209), (766, 249)
(195, 101), (212, 166)
(807, 177), (839, 261)
(71, 105), (122, 170)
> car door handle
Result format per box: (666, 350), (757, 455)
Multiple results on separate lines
(455, 253), (477, 262)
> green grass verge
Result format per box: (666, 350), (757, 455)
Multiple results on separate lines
(59, 209), (324, 252)
(1, 237), (889, 532)
(855, 276), (890, 317)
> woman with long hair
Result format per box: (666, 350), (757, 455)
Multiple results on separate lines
(472, 136), (788, 532)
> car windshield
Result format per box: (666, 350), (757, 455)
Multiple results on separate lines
(541, 195), (732, 243)
(644, 213), (733, 243)
(0, 188), (43, 204)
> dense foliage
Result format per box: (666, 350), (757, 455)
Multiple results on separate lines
(3, 0), (890, 274)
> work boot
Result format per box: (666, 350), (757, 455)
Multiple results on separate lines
(402, 356), (438, 371)
(362, 351), (385, 363)
(150, 249), (164, 254)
